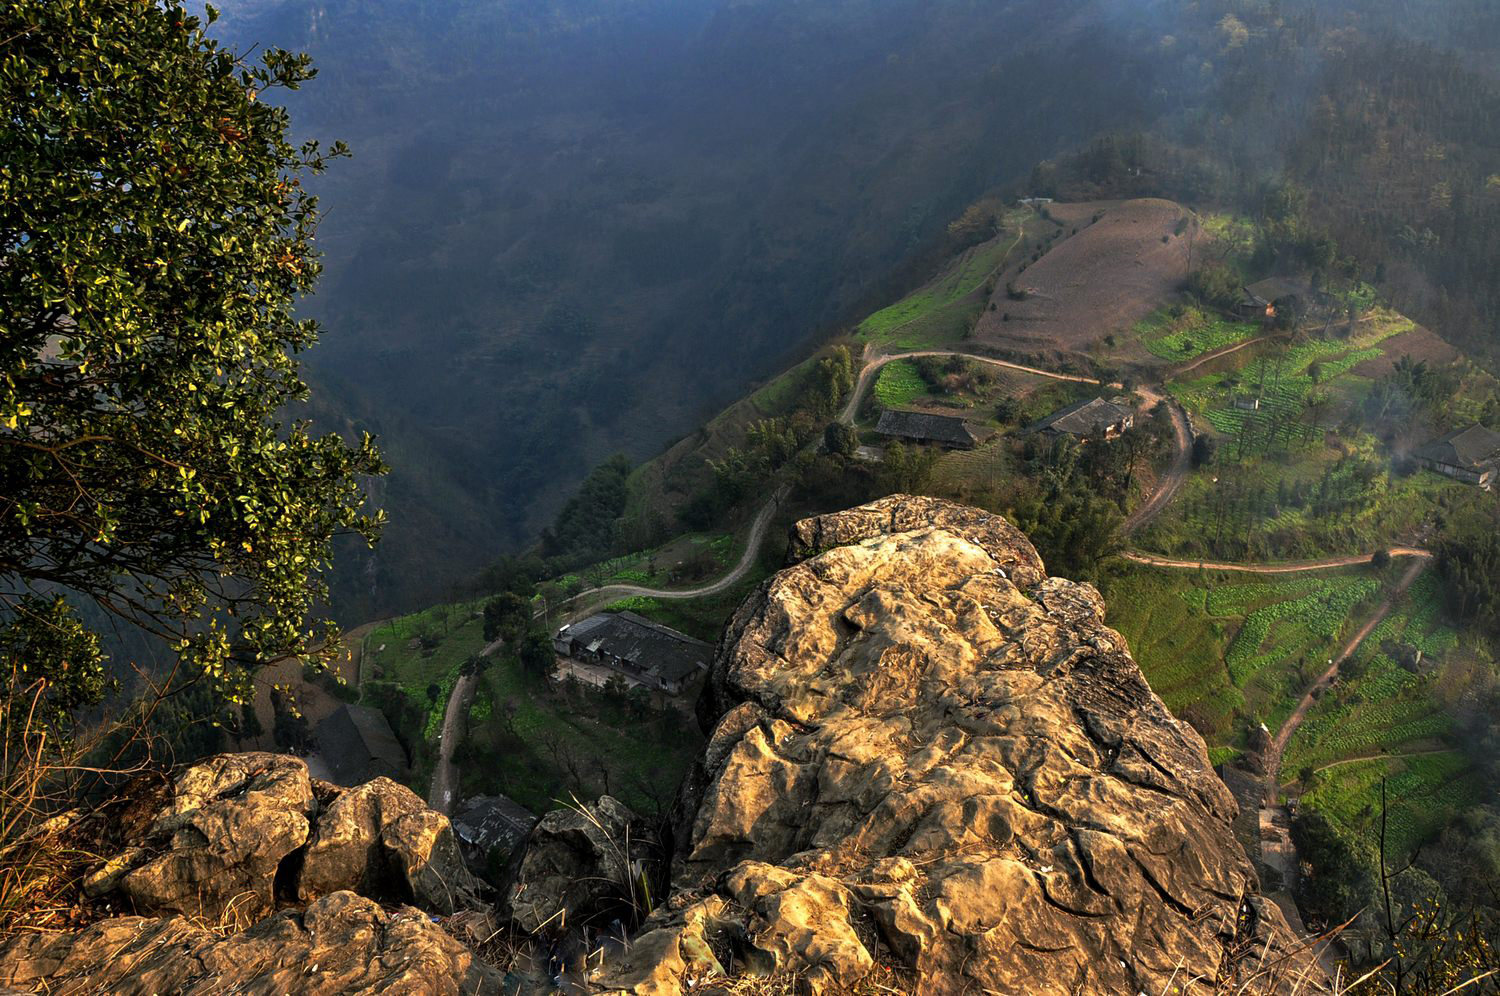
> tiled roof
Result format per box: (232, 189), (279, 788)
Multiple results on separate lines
(560, 611), (712, 684)
(1032, 397), (1133, 437)
(875, 410), (985, 446)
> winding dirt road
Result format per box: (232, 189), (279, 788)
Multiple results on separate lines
(840, 349), (1102, 426)
(563, 490), (784, 607)
(1168, 332), (1287, 378)
(1122, 386), (1192, 535)
(1123, 547), (1431, 574)
(427, 670), (478, 814)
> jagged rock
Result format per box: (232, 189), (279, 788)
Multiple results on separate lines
(0, 891), (502, 995)
(506, 795), (643, 934)
(112, 752), (315, 925)
(300, 776), (483, 914)
(603, 496), (1326, 995)
(384, 808), (485, 915)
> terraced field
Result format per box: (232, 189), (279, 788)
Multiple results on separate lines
(1137, 308), (1259, 363)
(1169, 317), (1411, 445)
(1283, 573), (1461, 777)
(856, 224), (1025, 351)
(1300, 751), (1480, 859)
(1107, 572), (1375, 744)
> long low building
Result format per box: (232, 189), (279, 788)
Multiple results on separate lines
(1414, 423), (1500, 489)
(875, 410), (993, 449)
(1030, 397), (1134, 442)
(553, 611), (713, 695)
(452, 794), (537, 870)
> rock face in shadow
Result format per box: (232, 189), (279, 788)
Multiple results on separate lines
(505, 795), (643, 934)
(604, 496), (1324, 995)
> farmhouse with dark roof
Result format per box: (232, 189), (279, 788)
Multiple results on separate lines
(315, 703), (409, 787)
(874, 410), (992, 450)
(1415, 424), (1500, 489)
(553, 611), (712, 695)
(1237, 276), (1329, 321)
(1030, 397), (1135, 442)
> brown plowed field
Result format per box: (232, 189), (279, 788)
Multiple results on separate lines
(972, 198), (1192, 365)
(1351, 323), (1458, 377)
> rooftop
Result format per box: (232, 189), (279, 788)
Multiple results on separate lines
(452, 794), (537, 859)
(1415, 424), (1500, 470)
(558, 611), (713, 684)
(315, 704), (408, 787)
(1031, 397), (1133, 437)
(875, 409), (990, 447)
(1244, 276), (1318, 305)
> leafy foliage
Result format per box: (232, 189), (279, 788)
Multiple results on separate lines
(1438, 529), (1500, 638)
(539, 454), (632, 570)
(0, 0), (383, 724)
(1292, 809), (1376, 928)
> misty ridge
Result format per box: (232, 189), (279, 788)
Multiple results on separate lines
(202, 0), (1500, 622)
(12, 1), (1500, 992)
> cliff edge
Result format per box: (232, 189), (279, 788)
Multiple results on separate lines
(600, 496), (1322, 994)
(0, 496), (1325, 994)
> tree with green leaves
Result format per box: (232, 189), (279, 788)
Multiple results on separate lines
(823, 421), (858, 458)
(1, 1), (383, 741)
(483, 592), (532, 644)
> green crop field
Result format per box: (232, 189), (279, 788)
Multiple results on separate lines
(1105, 571), (1239, 740)
(1109, 569), (1384, 746)
(1137, 308), (1259, 362)
(1300, 751), (1480, 859)
(361, 602), (488, 736)
(1111, 564), (1472, 858)
(1284, 572), (1462, 775)
(873, 359), (927, 408)
(1170, 319), (1410, 443)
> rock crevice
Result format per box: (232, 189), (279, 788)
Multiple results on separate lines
(614, 496), (1322, 994)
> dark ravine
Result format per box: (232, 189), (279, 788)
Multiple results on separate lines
(0, 497), (1329, 994)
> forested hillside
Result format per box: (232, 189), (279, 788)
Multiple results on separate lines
(206, 0), (1500, 621)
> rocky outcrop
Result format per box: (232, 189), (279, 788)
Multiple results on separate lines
(300, 776), (482, 915)
(0, 496), (1328, 994)
(1, 753), (493, 994)
(606, 496), (1325, 995)
(506, 795), (644, 934)
(86, 752), (314, 925)
(71, 753), (483, 925)
(0, 891), (499, 995)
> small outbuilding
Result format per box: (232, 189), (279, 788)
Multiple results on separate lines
(315, 704), (409, 787)
(1414, 424), (1500, 490)
(452, 794), (538, 869)
(1030, 397), (1135, 443)
(553, 611), (712, 695)
(874, 410), (993, 450)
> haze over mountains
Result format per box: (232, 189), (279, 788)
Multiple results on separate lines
(206, 0), (1500, 620)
